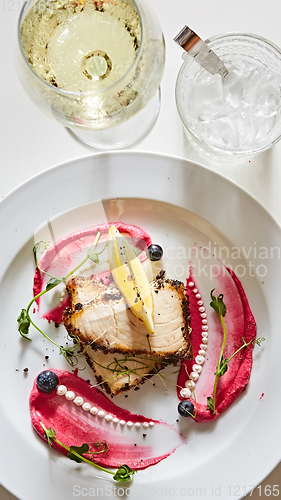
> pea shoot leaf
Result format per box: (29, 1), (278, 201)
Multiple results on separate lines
(67, 444), (90, 462)
(113, 464), (135, 482)
(40, 423), (56, 447)
(210, 289), (226, 317)
(33, 241), (50, 268)
(206, 397), (216, 414)
(216, 356), (228, 377)
(87, 241), (108, 264)
(17, 309), (31, 340)
(87, 248), (100, 264)
(33, 241), (50, 255)
(46, 277), (63, 291)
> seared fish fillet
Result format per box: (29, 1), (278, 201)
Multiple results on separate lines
(83, 348), (165, 396)
(65, 276), (105, 306)
(63, 276), (192, 362)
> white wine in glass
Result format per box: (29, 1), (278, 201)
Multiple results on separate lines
(17, 0), (165, 148)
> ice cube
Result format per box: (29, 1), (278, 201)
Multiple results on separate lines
(195, 115), (237, 148)
(224, 68), (246, 109)
(252, 75), (281, 117)
(234, 58), (257, 76)
(188, 73), (225, 118)
(255, 115), (276, 142)
(210, 115), (238, 148)
(243, 67), (268, 104)
(234, 110), (259, 147)
(244, 67), (281, 117)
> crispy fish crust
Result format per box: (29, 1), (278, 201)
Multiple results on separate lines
(63, 276), (192, 362)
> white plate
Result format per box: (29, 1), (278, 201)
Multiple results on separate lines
(0, 151), (280, 500)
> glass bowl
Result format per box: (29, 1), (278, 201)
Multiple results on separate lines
(175, 33), (281, 159)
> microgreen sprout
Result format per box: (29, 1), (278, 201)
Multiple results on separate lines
(17, 232), (105, 366)
(206, 289), (227, 414)
(207, 289), (265, 414)
(40, 422), (135, 482)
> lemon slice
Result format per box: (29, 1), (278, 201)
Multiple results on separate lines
(108, 226), (154, 333)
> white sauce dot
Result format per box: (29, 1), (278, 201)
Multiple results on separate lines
(90, 407), (98, 415)
(149, 422), (155, 427)
(195, 293), (201, 299)
(185, 380), (195, 389)
(74, 396), (84, 406)
(119, 420), (126, 426)
(105, 414), (113, 422)
(180, 388), (192, 398)
(135, 422), (141, 428)
(202, 331), (208, 338)
(57, 385), (67, 396)
(188, 281), (194, 288)
(199, 350), (207, 357)
(197, 300), (203, 306)
(127, 421), (133, 428)
(201, 313), (207, 319)
(192, 288), (198, 294)
(143, 422), (149, 428)
(82, 402), (91, 412)
(202, 337), (208, 344)
(189, 372), (199, 381)
(199, 306), (205, 313)
(195, 355), (205, 365)
(202, 325), (208, 331)
(192, 364), (202, 373)
(65, 391), (75, 401)
(98, 410), (105, 418)
(202, 319), (208, 325)
(200, 343), (208, 351)
(113, 417), (119, 424)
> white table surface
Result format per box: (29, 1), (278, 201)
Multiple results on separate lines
(0, 0), (280, 498)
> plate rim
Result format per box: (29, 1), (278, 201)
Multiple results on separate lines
(2, 150), (281, 234)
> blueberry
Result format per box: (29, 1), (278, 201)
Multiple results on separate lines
(178, 400), (194, 417)
(36, 370), (59, 393)
(146, 244), (163, 262)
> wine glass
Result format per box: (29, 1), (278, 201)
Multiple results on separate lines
(16, 0), (165, 149)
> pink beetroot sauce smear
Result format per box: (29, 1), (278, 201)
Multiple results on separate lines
(177, 266), (257, 422)
(30, 369), (183, 470)
(33, 222), (152, 324)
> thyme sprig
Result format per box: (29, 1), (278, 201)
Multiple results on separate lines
(207, 289), (265, 414)
(40, 422), (134, 482)
(17, 232), (104, 366)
